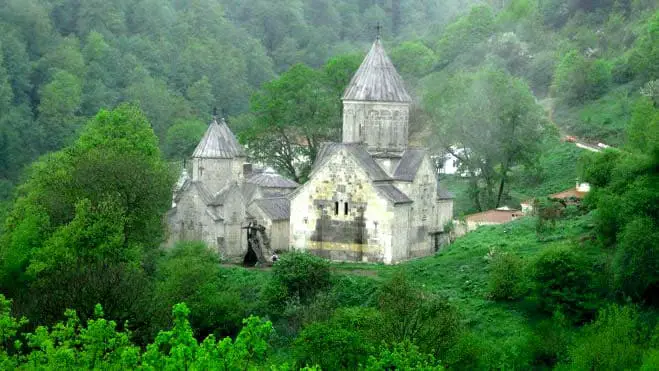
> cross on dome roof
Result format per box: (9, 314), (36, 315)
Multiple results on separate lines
(192, 117), (246, 159)
(342, 38), (412, 103)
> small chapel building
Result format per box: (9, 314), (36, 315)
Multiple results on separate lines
(287, 38), (454, 264)
(166, 117), (298, 263)
(167, 37), (453, 265)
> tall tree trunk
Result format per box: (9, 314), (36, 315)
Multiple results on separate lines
(495, 174), (506, 208)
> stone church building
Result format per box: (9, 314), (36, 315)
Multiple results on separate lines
(167, 37), (453, 264)
(166, 116), (298, 263)
(288, 38), (453, 264)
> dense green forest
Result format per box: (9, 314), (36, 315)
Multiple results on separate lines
(0, 0), (657, 369)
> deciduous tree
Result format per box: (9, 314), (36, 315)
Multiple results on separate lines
(425, 67), (548, 209)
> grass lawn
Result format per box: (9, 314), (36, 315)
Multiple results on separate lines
(328, 213), (599, 355)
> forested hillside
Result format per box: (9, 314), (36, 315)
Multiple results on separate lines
(0, 0), (657, 369)
(0, 0), (478, 193)
(2, 0), (656, 212)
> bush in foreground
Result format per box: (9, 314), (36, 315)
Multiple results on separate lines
(532, 244), (600, 323)
(488, 252), (528, 301)
(565, 305), (655, 370)
(264, 252), (331, 311)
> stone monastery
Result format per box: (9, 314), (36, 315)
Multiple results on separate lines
(167, 37), (454, 265)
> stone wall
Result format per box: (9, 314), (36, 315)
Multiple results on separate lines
(220, 185), (247, 260)
(167, 182), (249, 262)
(437, 199), (453, 231)
(269, 221), (290, 252)
(289, 149), (397, 263)
(167, 185), (224, 251)
(391, 204), (412, 262)
(246, 202), (290, 253)
(191, 157), (244, 195)
(342, 100), (409, 153)
(395, 156), (440, 257)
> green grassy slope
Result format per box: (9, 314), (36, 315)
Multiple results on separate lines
(334, 213), (598, 335)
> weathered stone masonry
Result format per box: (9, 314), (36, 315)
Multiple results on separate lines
(288, 37), (454, 264)
(167, 37), (453, 265)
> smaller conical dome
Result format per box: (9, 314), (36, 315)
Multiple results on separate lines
(342, 39), (412, 103)
(192, 117), (246, 159)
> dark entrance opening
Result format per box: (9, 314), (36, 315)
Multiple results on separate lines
(243, 221), (269, 267)
(243, 245), (258, 267)
(432, 232), (442, 252)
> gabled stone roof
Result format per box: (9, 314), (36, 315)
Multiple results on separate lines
(342, 39), (412, 103)
(209, 182), (242, 206)
(374, 184), (413, 204)
(192, 117), (246, 159)
(241, 183), (260, 204)
(437, 185), (454, 200)
(314, 142), (390, 181)
(393, 149), (426, 181)
(174, 180), (213, 204)
(254, 197), (290, 221)
(247, 171), (299, 189)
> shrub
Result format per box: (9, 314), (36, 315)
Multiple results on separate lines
(477, 331), (535, 369)
(532, 244), (600, 322)
(535, 198), (565, 234)
(611, 56), (634, 83)
(552, 50), (612, 104)
(365, 341), (443, 370)
(378, 272), (463, 356)
(641, 349), (659, 371)
(328, 274), (379, 308)
(614, 217), (659, 303)
(443, 333), (484, 370)
(530, 311), (571, 367)
(264, 252), (331, 313)
(488, 252), (527, 300)
(153, 241), (256, 341)
(566, 305), (647, 370)
(332, 306), (382, 344)
(3, 300), (275, 370)
(293, 321), (374, 370)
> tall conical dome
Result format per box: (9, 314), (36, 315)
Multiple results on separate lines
(342, 39), (411, 103)
(192, 117), (246, 159)
(342, 39), (411, 153)
(190, 117), (246, 194)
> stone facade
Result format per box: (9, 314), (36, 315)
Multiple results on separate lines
(342, 101), (409, 153)
(288, 38), (454, 264)
(167, 118), (298, 263)
(289, 147), (413, 263)
(167, 38), (453, 265)
(247, 200), (290, 253)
